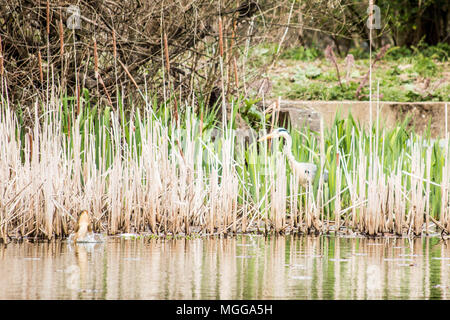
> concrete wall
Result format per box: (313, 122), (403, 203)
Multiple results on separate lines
(279, 101), (450, 137)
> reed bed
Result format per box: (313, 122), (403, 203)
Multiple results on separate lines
(0, 94), (449, 241)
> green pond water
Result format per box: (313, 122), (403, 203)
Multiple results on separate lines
(0, 235), (449, 299)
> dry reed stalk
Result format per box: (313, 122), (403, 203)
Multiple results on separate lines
(218, 17), (224, 58)
(38, 50), (43, 83)
(46, 0), (50, 36)
(440, 104), (450, 232)
(220, 134), (236, 234)
(317, 116), (326, 226)
(335, 150), (341, 232)
(225, 21), (237, 97)
(366, 160), (376, 236)
(441, 165), (448, 232)
(99, 77), (113, 107)
(377, 168), (388, 233)
(226, 40), (232, 97)
(209, 168), (218, 234)
(241, 197), (247, 233)
(230, 20), (236, 54)
(93, 39), (99, 78)
(357, 146), (367, 232)
(394, 162), (404, 235)
(118, 59), (139, 91)
(273, 0), (295, 62)
(163, 33), (171, 73)
(386, 175), (395, 231)
(425, 146), (432, 234)
(241, 19), (254, 95)
(216, 17), (227, 124)
(27, 131), (33, 164)
(199, 109), (204, 134)
(44, 0), (50, 103)
(233, 57), (239, 89)
(231, 177), (240, 234)
(290, 173), (299, 229)
(0, 35), (4, 77)
(112, 30), (117, 62)
(271, 151), (286, 233)
(163, 33), (178, 123)
(76, 82), (81, 116)
(298, 186), (304, 232)
(343, 127), (358, 229)
(112, 30), (119, 105)
(411, 143), (426, 235)
(367, 0), (373, 108)
(92, 39), (113, 107)
(304, 184), (311, 231)
(59, 17), (64, 57)
(58, 15), (65, 88)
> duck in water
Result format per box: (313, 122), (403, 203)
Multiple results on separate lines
(72, 210), (92, 243)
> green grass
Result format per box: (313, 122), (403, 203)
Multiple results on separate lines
(254, 44), (449, 102)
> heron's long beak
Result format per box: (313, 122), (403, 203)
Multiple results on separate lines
(258, 133), (275, 142)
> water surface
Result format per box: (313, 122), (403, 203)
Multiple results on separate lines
(1, 235), (449, 299)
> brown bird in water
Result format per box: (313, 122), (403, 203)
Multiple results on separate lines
(72, 210), (92, 243)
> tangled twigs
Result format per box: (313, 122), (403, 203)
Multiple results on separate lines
(0, 0), (268, 109)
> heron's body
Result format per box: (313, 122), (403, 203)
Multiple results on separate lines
(259, 128), (328, 187)
(290, 161), (319, 187)
(72, 210), (92, 243)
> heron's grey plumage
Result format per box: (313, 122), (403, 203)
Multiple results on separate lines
(259, 128), (328, 187)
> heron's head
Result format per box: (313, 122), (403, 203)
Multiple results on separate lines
(258, 128), (289, 142)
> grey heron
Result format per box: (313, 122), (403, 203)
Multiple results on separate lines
(258, 128), (328, 187)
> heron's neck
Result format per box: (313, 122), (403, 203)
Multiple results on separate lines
(280, 133), (296, 165)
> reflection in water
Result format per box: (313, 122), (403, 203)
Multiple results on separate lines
(0, 236), (449, 299)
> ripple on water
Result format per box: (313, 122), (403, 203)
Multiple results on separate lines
(432, 284), (449, 289)
(353, 253), (368, 256)
(329, 258), (350, 262)
(290, 276), (312, 280)
(397, 263), (416, 267)
(384, 258), (413, 262)
(298, 254), (322, 258)
(285, 264), (305, 269)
